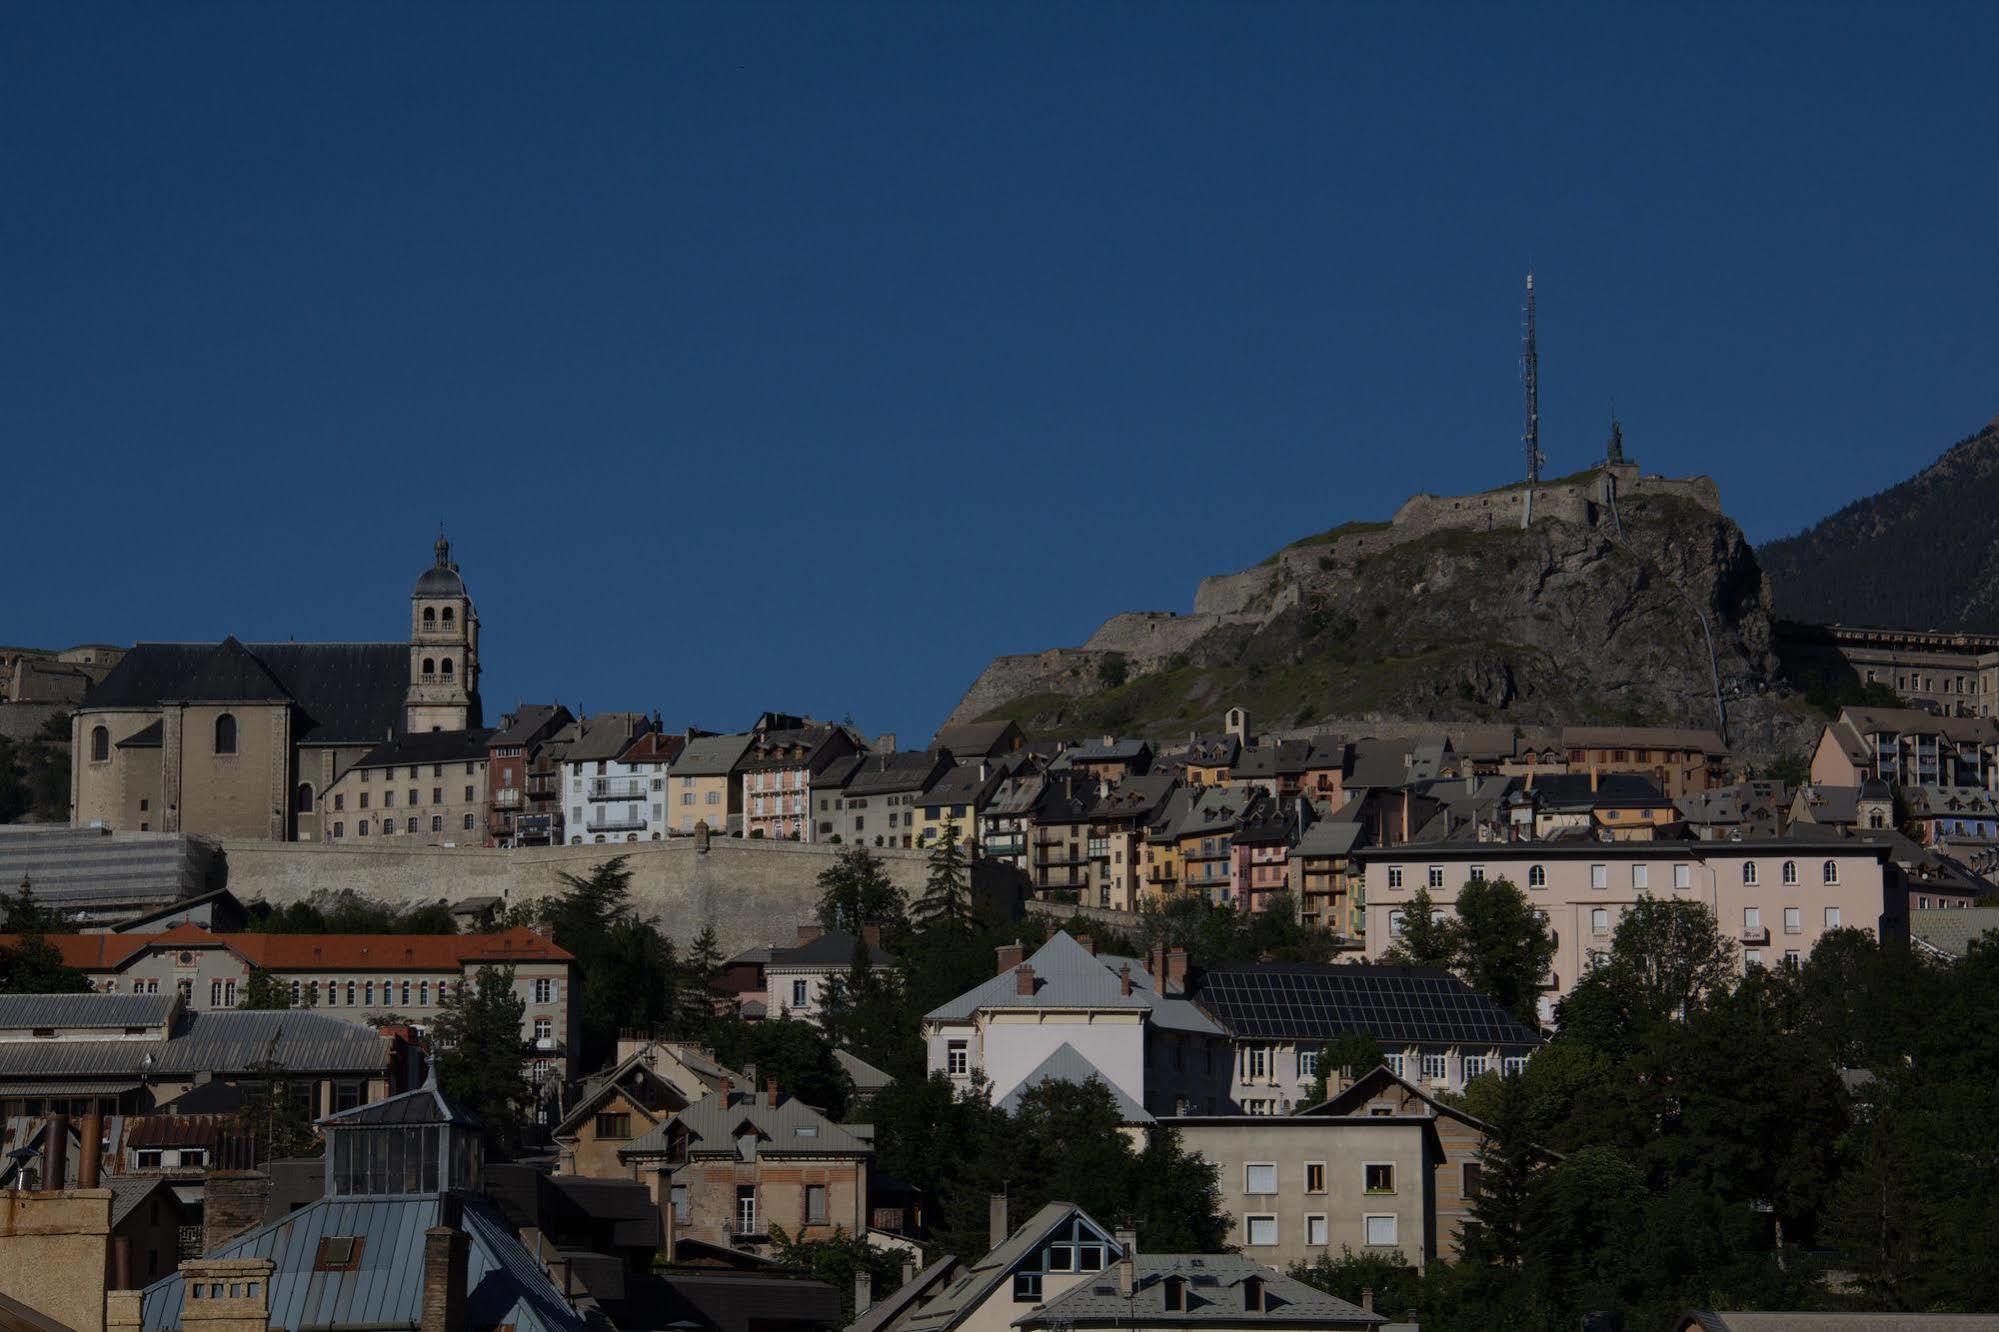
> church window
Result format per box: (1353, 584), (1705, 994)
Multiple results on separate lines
(442, 607), (454, 625)
(296, 784), (314, 813)
(422, 607), (436, 628)
(422, 658), (435, 678)
(441, 659), (453, 679)
(90, 727), (109, 761)
(214, 713), (237, 754)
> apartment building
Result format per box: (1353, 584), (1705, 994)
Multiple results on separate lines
(1172, 788), (1268, 906)
(5, 923), (579, 1083)
(319, 728), (491, 845)
(912, 758), (1005, 850)
(483, 703), (573, 846)
(1356, 839), (1898, 1017)
(814, 750), (949, 848)
(1086, 774), (1180, 910)
(1291, 819), (1365, 935)
(741, 725), (861, 841)
(765, 926), (895, 1019)
(1231, 800), (1301, 914)
(1557, 725), (1730, 798)
(1811, 706), (1999, 789)
(559, 712), (659, 844)
(669, 731), (752, 835)
(979, 766), (1045, 876)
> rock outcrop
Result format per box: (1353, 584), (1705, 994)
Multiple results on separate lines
(945, 465), (1805, 755)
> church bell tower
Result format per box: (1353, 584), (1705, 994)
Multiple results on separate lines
(406, 536), (480, 733)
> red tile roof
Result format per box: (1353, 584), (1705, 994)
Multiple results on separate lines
(0, 924), (571, 973)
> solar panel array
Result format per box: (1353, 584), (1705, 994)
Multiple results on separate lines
(1192, 966), (1538, 1046)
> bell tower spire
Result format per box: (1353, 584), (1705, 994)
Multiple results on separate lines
(406, 535), (480, 733)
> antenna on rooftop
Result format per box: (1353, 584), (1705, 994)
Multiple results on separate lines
(1520, 270), (1543, 528)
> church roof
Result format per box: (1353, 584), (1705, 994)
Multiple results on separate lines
(83, 641), (422, 745)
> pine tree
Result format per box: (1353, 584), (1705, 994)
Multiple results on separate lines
(673, 926), (725, 1036)
(911, 823), (972, 932)
(432, 965), (531, 1155)
(1458, 1064), (1543, 1268)
(815, 847), (908, 936)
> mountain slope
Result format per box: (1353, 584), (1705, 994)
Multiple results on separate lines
(946, 468), (1797, 751)
(1761, 414), (1999, 631)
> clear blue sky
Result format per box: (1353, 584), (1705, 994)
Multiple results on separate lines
(6, 4), (1995, 742)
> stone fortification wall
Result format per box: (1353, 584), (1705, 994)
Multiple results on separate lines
(1084, 611), (1225, 665)
(1193, 566), (1278, 617)
(940, 647), (1109, 729)
(220, 837), (930, 955)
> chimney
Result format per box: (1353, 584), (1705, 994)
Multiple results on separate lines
(1361, 1287), (1374, 1314)
(1149, 941), (1167, 990)
(1119, 963), (1132, 997)
(1590, 764), (1600, 793)
(1399, 791), (1410, 844)
(44, 1111), (68, 1188)
(1243, 1275), (1265, 1313)
(989, 1194), (1010, 1250)
(765, 1076), (779, 1104)
(861, 925), (881, 951)
(176, 1258), (275, 1332)
(854, 1270), (873, 1317)
(420, 1215), (469, 1332)
(79, 1106), (103, 1189)
(1076, 934), (1095, 956)
(996, 942), (1026, 976)
(1166, 947), (1188, 990)
(718, 1075), (734, 1101)
(1015, 964), (1036, 997)
(1114, 1229), (1137, 1298)
(113, 1234), (134, 1291)
(796, 925), (822, 945)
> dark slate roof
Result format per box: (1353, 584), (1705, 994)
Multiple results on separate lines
(1192, 964), (1541, 1048)
(115, 720), (164, 749)
(625, 1089), (869, 1158)
(181, 637), (294, 703)
(673, 732), (754, 777)
(561, 713), (652, 763)
(486, 705), (571, 747)
(354, 728), (493, 769)
(928, 720), (1021, 756)
(83, 641), (418, 746)
(1530, 772), (1673, 809)
(768, 930), (894, 968)
(0, 993), (176, 1029)
(843, 751), (948, 796)
(413, 539), (469, 598)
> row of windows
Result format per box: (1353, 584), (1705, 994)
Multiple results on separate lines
(1242, 1211), (1399, 1249)
(331, 815), (476, 837)
(357, 763), (480, 780)
(1386, 859), (1844, 890)
(339, 786), (477, 811)
(1245, 1161), (1395, 1196)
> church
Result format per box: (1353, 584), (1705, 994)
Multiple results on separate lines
(70, 538), (483, 842)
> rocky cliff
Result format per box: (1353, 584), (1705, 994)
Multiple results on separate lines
(946, 466), (1808, 756)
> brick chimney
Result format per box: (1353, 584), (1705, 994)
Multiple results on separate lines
(765, 1077), (779, 1104)
(1115, 1229), (1137, 1298)
(1166, 947), (1188, 990)
(1076, 934), (1095, 956)
(202, 1172), (272, 1253)
(796, 925), (822, 945)
(1015, 964), (1036, 997)
(861, 925), (881, 951)
(420, 1198), (468, 1332)
(1148, 941), (1167, 991)
(718, 1075), (734, 1101)
(1119, 963), (1132, 997)
(176, 1258), (275, 1332)
(995, 942), (1025, 976)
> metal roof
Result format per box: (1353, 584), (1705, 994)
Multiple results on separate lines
(320, 1079), (479, 1129)
(137, 1193), (582, 1332)
(650, 1089), (870, 1158)
(903, 1203), (1108, 1332)
(0, 1009), (389, 1084)
(0, 993), (176, 1029)
(1017, 1253), (1384, 1328)
(924, 932), (1152, 1022)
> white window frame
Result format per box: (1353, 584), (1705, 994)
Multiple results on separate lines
(1631, 863), (1649, 889)
(1305, 1213), (1329, 1247)
(1781, 860), (1798, 886)
(946, 1040), (969, 1076)
(1589, 863), (1608, 889)
(1784, 906), (1801, 934)
(1426, 866), (1444, 889)
(1673, 863), (1692, 889)
(1387, 866), (1403, 889)
(1244, 1162), (1278, 1195)
(1527, 864), (1546, 888)
(1822, 860), (1840, 885)
(1243, 1214), (1278, 1247)
(1825, 906), (1842, 928)
(1420, 1053), (1447, 1083)
(1591, 907), (1609, 935)
(1363, 1214), (1398, 1247)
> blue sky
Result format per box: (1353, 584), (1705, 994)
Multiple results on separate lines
(5, 3), (1995, 742)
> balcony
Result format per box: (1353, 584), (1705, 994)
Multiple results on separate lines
(492, 789), (522, 808)
(1738, 925), (1770, 945)
(589, 779), (648, 801)
(584, 814), (648, 833)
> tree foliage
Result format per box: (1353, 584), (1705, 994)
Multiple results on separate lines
(0, 882), (90, 994)
(245, 893), (459, 935)
(815, 847), (908, 937)
(431, 965), (531, 1156)
(911, 823), (973, 933)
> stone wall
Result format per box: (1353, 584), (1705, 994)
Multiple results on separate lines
(219, 837), (932, 955)
(940, 647), (1111, 730)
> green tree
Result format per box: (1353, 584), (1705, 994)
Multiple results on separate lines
(1288, 1248), (1423, 1322)
(1450, 877), (1555, 1027)
(767, 1226), (906, 1324)
(1302, 1032), (1385, 1107)
(1558, 897), (1735, 1046)
(239, 1034), (322, 1162)
(1455, 1066), (1544, 1270)
(431, 965), (531, 1155)
(707, 1016), (853, 1119)
(674, 926), (726, 1036)
(1381, 885), (1456, 968)
(3, 880), (62, 932)
(911, 823), (972, 932)
(239, 969), (295, 1010)
(0, 882), (89, 994)
(815, 847), (908, 937)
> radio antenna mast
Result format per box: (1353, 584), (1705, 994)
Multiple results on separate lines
(1520, 269), (1543, 528)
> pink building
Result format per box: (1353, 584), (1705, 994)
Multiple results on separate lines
(1357, 839), (1898, 1023)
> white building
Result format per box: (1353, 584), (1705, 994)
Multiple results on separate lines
(560, 713), (673, 845)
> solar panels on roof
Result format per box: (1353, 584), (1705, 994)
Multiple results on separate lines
(1193, 965), (1540, 1047)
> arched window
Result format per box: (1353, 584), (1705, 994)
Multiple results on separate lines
(295, 783), (314, 813)
(440, 659), (453, 679)
(214, 713), (237, 755)
(1822, 860), (1839, 885)
(1527, 864), (1546, 888)
(90, 726), (109, 762)
(441, 606), (455, 625)
(423, 606), (436, 627)
(422, 657), (436, 678)
(1741, 861), (1758, 886)
(1781, 860), (1798, 885)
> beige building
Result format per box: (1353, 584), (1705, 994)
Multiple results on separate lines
(70, 539), (482, 842)
(1781, 622), (1999, 719)
(319, 730), (490, 845)
(552, 1039), (741, 1181)
(1176, 1065), (1550, 1272)
(668, 732), (751, 836)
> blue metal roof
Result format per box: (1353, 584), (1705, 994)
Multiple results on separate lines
(137, 1193), (582, 1332)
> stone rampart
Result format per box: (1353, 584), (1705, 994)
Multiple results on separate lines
(1083, 611), (1223, 665)
(219, 837), (931, 955)
(939, 647), (1108, 729)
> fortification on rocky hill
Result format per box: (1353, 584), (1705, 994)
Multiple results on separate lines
(944, 453), (1806, 760)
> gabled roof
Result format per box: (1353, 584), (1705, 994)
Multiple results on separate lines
(918, 760), (1005, 809)
(352, 727), (494, 769)
(320, 1078), (480, 1129)
(1294, 820), (1363, 858)
(847, 1255), (959, 1332)
(178, 636), (295, 703)
(924, 932), (1151, 1021)
(486, 704), (573, 748)
(107, 1173), (189, 1229)
(626, 1088), (870, 1159)
(673, 732), (755, 777)
(995, 1043), (1153, 1124)
(618, 730), (686, 765)
(562, 713), (653, 763)
(833, 1048), (895, 1093)
(768, 930), (894, 969)
(1017, 1253), (1384, 1328)
(928, 720), (1024, 757)
(843, 751), (951, 796)
(1908, 907), (1999, 961)
(1527, 772), (1673, 810)
(551, 1053), (682, 1139)
(902, 1203), (1110, 1332)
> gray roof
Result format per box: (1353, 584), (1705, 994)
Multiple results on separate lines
(138, 1193), (582, 1332)
(321, 1079), (480, 1129)
(561, 713), (652, 763)
(1067, 738), (1150, 762)
(83, 640), (419, 747)
(108, 1174), (184, 1229)
(672, 732), (754, 777)
(846, 1255), (958, 1332)
(919, 760), (1004, 808)
(1909, 907), (1999, 960)
(833, 1048), (895, 1092)
(996, 1044), (1153, 1124)
(925, 932), (1152, 1021)
(623, 1089), (870, 1160)
(903, 1203), (1103, 1332)
(928, 720), (1022, 756)
(767, 930), (894, 969)
(0, 1009), (390, 1084)
(842, 752), (948, 796)
(486, 704), (571, 748)
(1018, 1253), (1384, 1328)
(0, 993), (176, 1029)
(1294, 821), (1364, 858)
